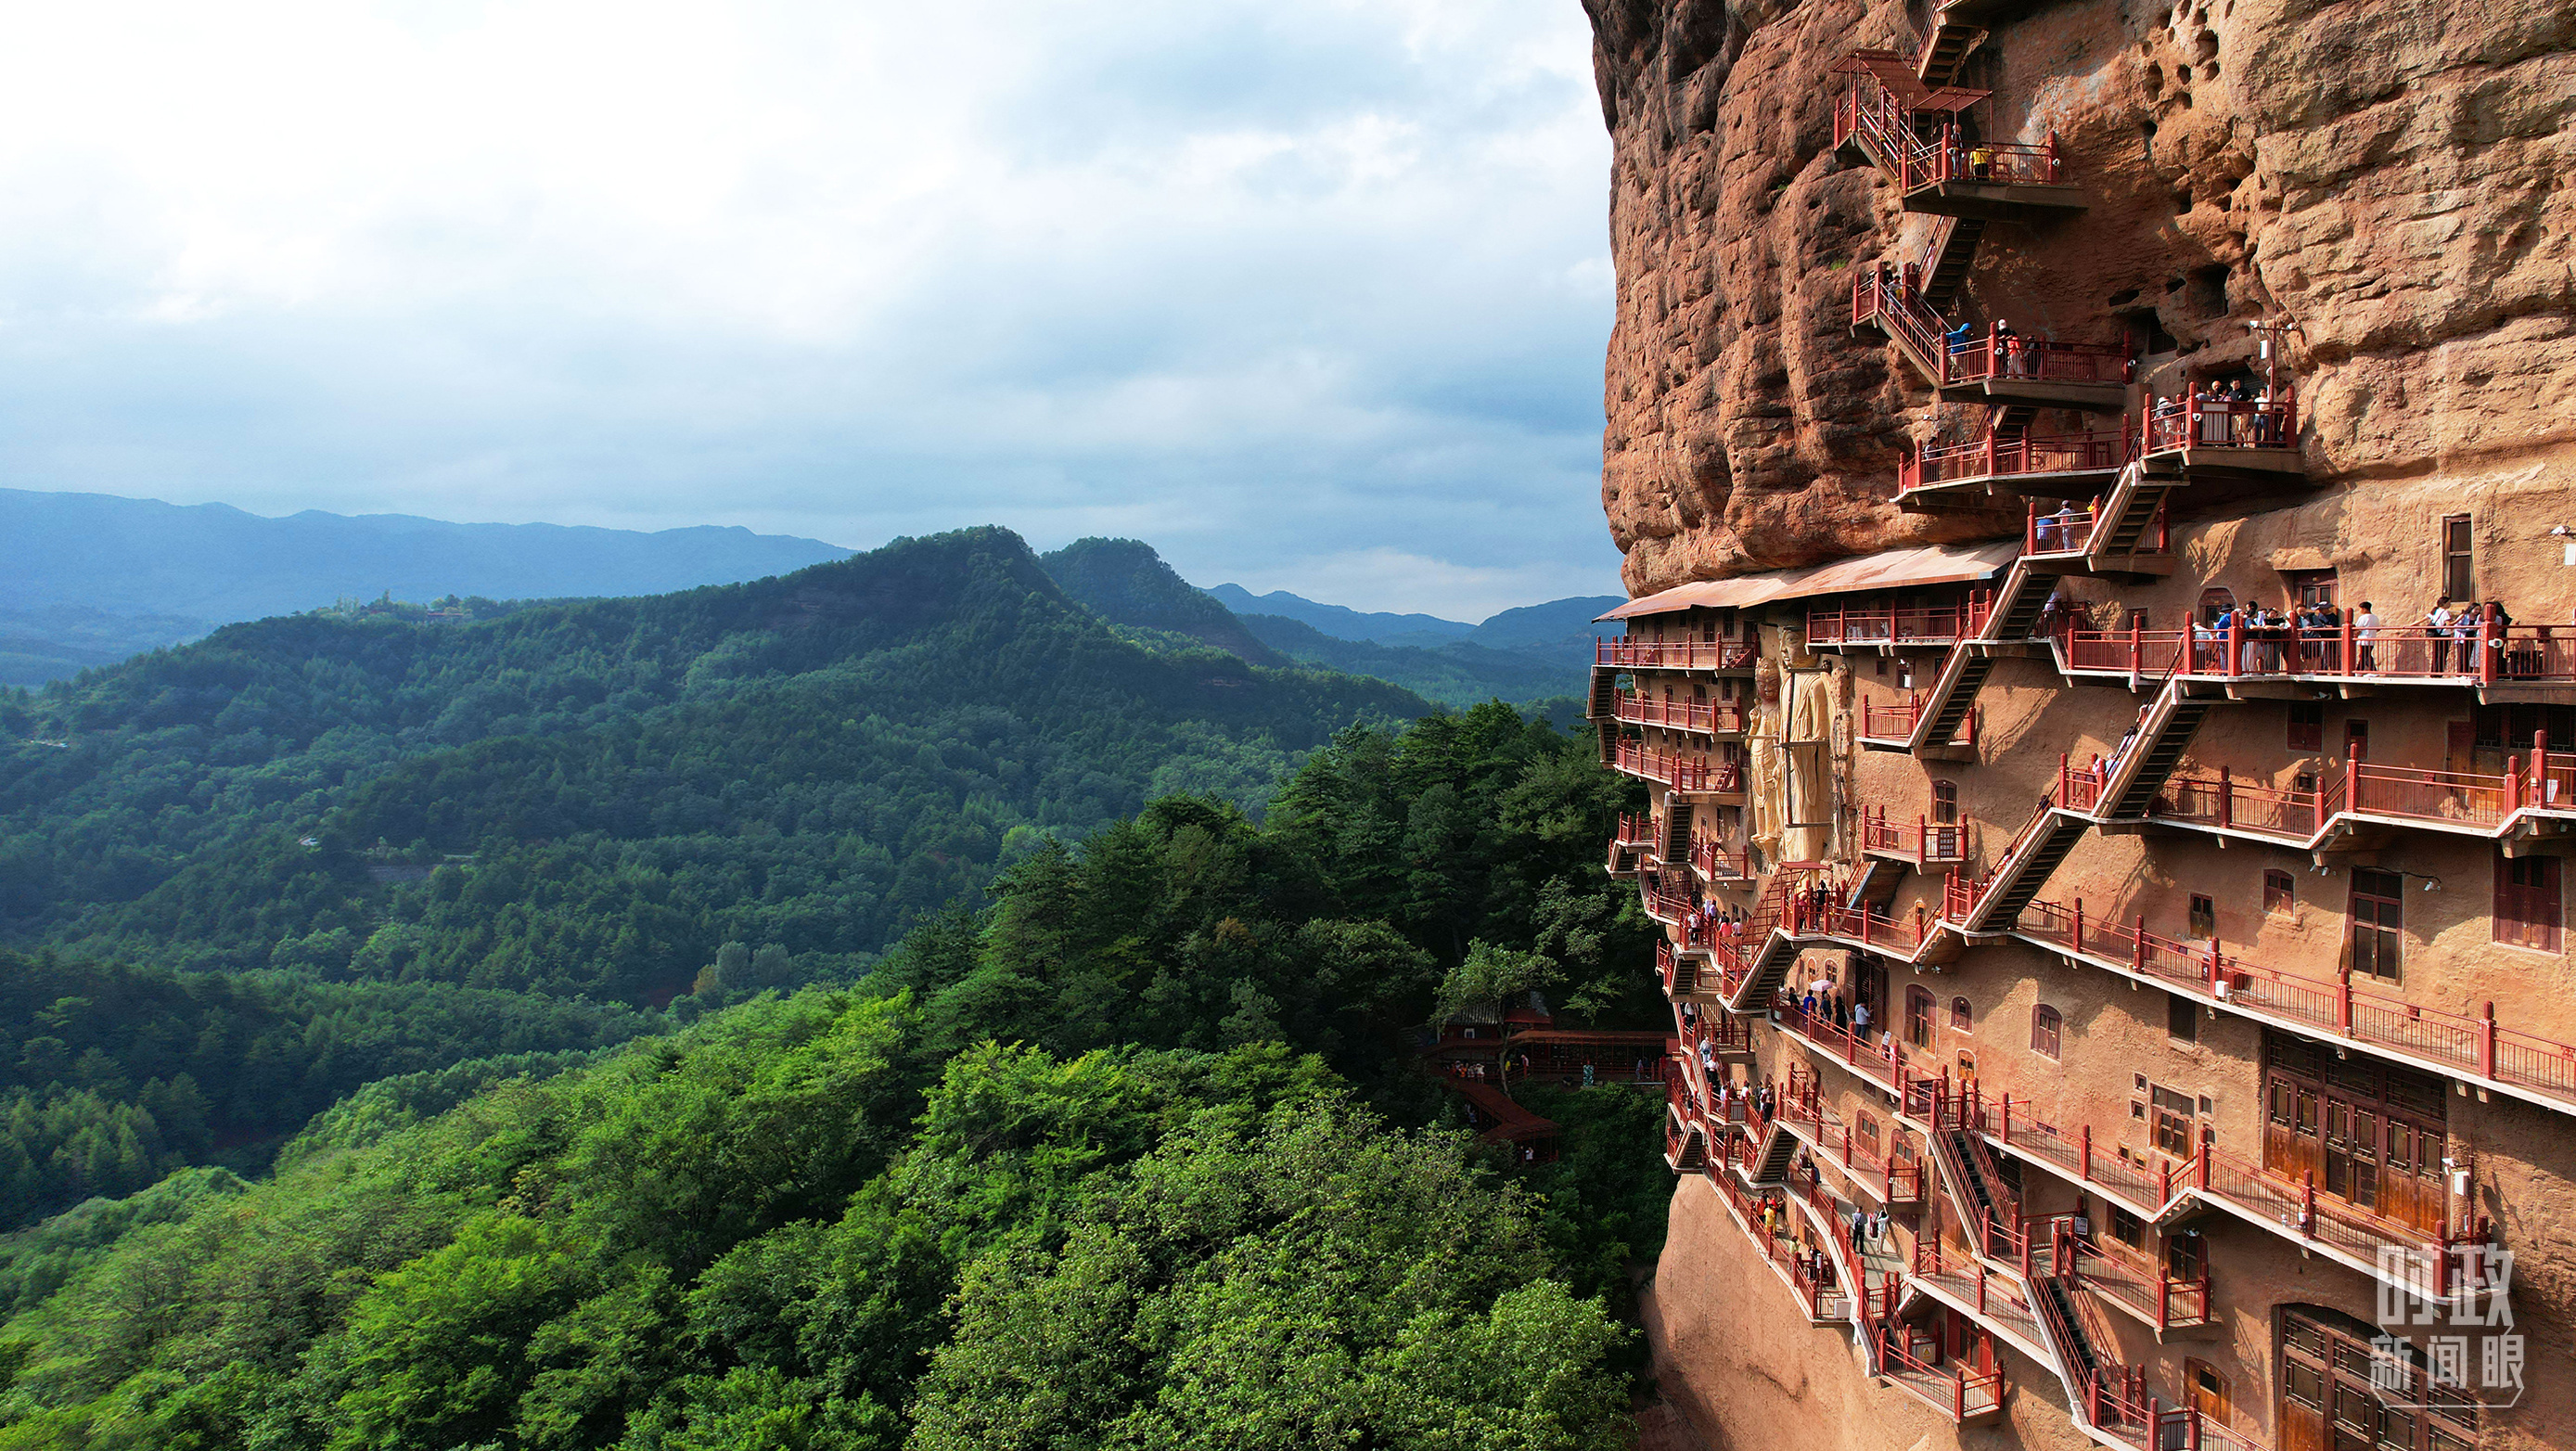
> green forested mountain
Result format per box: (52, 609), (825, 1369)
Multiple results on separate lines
(0, 708), (1663, 1449)
(0, 526), (1421, 989)
(1035, 538), (1283, 665)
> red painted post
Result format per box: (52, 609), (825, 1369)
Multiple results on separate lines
(2157, 1275), (2170, 1328)
(2218, 764), (2232, 829)
(2130, 617), (2144, 674)
(2134, 915), (2149, 974)
(2338, 967), (2353, 1033)
(2346, 756), (2360, 815)
(2072, 897), (2085, 953)
(2227, 617), (2245, 676)
(2025, 499), (2038, 554)
(2301, 1173), (2316, 1236)
(2480, 1002), (2499, 1081)
(2482, 603), (2501, 686)
(2080, 1124), (2093, 1181)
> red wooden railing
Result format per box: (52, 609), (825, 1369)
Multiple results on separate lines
(1862, 806), (1965, 862)
(1858, 691), (1980, 748)
(1852, 266), (1951, 374)
(1612, 692), (1749, 734)
(1611, 738), (1727, 791)
(2017, 888), (2576, 1110)
(1806, 594), (1991, 646)
(1596, 638), (1759, 670)
(1936, 1081), (2494, 1300)
(1691, 836), (1752, 881)
(1900, 426), (2130, 495)
(1833, 62), (2066, 195)
(2144, 393), (2297, 452)
(1944, 326), (2134, 388)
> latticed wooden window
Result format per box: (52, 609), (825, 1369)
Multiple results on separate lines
(2495, 848), (2561, 953)
(2029, 1005), (2061, 1059)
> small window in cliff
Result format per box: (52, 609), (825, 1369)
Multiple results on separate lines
(2190, 265), (2230, 315)
(1932, 780), (1959, 825)
(2188, 893), (2216, 941)
(2121, 308), (2178, 355)
(1949, 996), (1973, 1032)
(2265, 870), (2295, 917)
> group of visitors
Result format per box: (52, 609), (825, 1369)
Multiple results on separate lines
(2188, 595), (2517, 677)
(1796, 963), (1873, 1042)
(2150, 376), (2296, 446)
(1692, 898), (1753, 944)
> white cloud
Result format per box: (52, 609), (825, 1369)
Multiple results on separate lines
(0, 0), (1620, 614)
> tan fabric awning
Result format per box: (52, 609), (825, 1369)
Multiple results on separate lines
(1596, 539), (2020, 623)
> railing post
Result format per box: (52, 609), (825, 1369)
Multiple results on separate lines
(2480, 1001), (2499, 1081)
(2227, 617), (2245, 676)
(2347, 756), (2360, 815)
(2134, 915), (2149, 974)
(2080, 1123), (2092, 1181)
(2196, 1144), (2210, 1191)
(2071, 897), (2085, 953)
(2341, 609), (2356, 677)
(2338, 967), (2353, 1033)
(2301, 1172), (2316, 1236)
(2130, 617), (2145, 674)
(2482, 603), (2501, 686)
(2218, 764), (2232, 829)
(2157, 1274), (2170, 1328)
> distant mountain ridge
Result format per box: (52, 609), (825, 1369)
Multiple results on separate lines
(0, 488), (855, 684)
(1200, 584), (1475, 645)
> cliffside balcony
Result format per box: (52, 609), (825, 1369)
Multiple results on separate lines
(2020, 494), (2167, 565)
(1939, 325), (2132, 411)
(1610, 691), (1748, 737)
(1765, 1078), (1928, 1207)
(1805, 596), (1989, 648)
(1609, 738), (1740, 794)
(2147, 754), (2576, 843)
(1639, 868), (1697, 928)
(1852, 273), (2130, 410)
(1874, 1323), (2006, 1423)
(1860, 807), (1967, 867)
(1706, 1141), (1855, 1324)
(1604, 811), (1651, 876)
(2015, 891), (2576, 1117)
(1857, 692), (1980, 754)
(2142, 393), (2302, 476)
(1829, 53), (2082, 221)
(1904, 1235), (2052, 1370)
(1928, 1079), (2499, 1310)
(2031, 1213), (2215, 1333)
(1896, 427), (2128, 508)
(2050, 610), (2576, 690)
(1690, 836), (1752, 885)
(1595, 637), (1758, 672)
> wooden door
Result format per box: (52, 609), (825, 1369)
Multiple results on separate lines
(2187, 1360), (2232, 1431)
(2348, 869), (2403, 982)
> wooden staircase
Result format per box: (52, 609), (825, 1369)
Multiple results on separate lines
(1660, 799), (1694, 864)
(1916, 16), (1988, 87)
(1917, 215), (1987, 310)
(2095, 682), (2217, 819)
(1958, 805), (2091, 933)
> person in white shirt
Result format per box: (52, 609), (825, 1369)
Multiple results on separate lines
(2354, 601), (2380, 674)
(2426, 597), (2454, 674)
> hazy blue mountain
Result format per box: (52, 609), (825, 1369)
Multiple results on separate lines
(0, 488), (854, 684)
(1237, 613), (1579, 707)
(1039, 539), (1284, 665)
(1201, 584), (1474, 644)
(1467, 596), (1624, 650)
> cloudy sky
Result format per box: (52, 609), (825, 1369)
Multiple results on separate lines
(0, 0), (1620, 619)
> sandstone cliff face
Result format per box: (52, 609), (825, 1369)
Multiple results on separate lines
(1583, 0), (2576, 596)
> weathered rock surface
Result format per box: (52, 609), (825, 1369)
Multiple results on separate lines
(1583, 0), (2576, 596)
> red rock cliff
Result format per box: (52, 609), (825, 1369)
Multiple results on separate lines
(1583, 0), (2576, 597)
